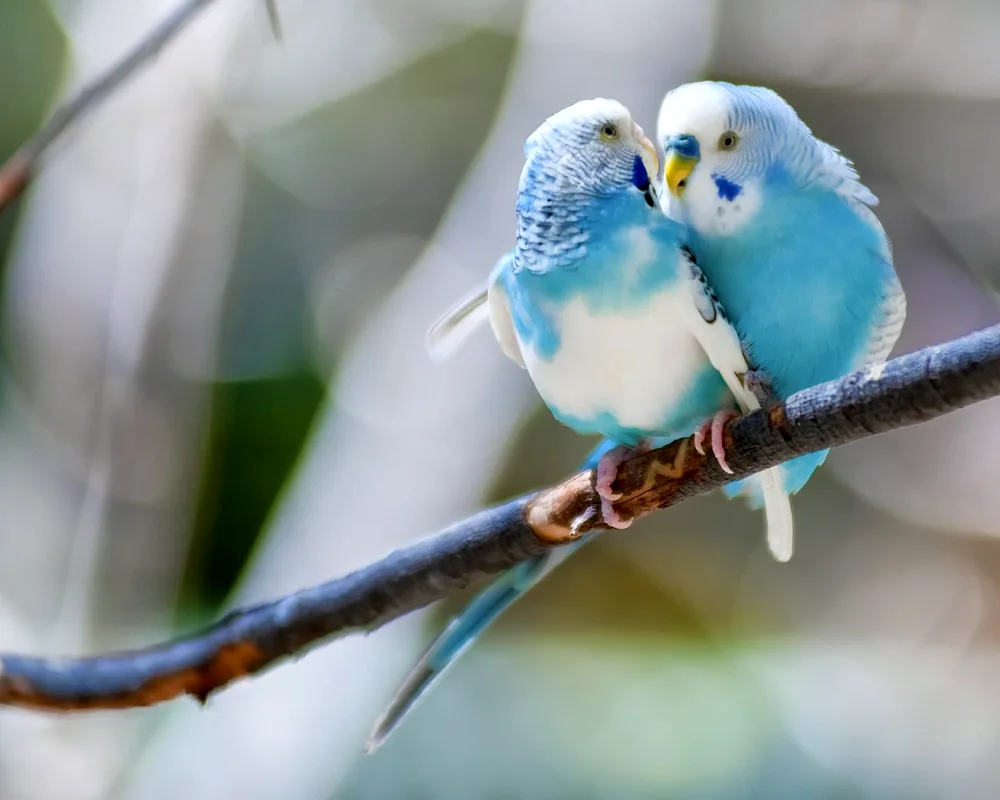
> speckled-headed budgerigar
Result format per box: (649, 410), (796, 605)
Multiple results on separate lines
(366, 98), (791, 751)
(654, 81), (905, 522)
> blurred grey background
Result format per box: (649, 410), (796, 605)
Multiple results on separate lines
(1, 0), (1000, 797)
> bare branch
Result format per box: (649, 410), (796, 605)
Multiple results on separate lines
(0, 322), (998, 712)
(265, 0), (283, 41)
(0, 0), (224, 216)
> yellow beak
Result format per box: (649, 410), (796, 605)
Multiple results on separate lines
(664, 151), (698, 197)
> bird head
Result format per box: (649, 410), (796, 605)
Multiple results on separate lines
(521, 98), (660, 209)
(656, 81), (844, 234)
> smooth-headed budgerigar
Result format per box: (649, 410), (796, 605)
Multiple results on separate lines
(367, 98), (792, 751)
(653, 81), (906, 536)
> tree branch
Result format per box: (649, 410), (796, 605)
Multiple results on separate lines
(0, 0), (996, 722)
(264, 0), (283, 40)
(0, 0), (224, 213)
(0, 323), (997, 712)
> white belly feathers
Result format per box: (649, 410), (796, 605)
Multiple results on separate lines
(519, 287), (709, 431)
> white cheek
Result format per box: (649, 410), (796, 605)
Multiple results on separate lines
(683, 170), (763, 237)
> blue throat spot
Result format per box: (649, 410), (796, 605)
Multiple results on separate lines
(712, 174), (742, 201)
(632, 155), (650, 191)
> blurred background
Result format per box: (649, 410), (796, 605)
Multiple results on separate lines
(1, 0), (1000, 797)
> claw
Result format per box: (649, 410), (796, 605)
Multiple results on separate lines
(594, 442), (650, 529)
(695, 410), (739, 474)
(600, 496), (633, 529)
(595, 445), (629, 502)
(693, 421), (709, 457)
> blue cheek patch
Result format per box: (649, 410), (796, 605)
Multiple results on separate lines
(712, 174), (742, 201)
(632, 155), (650, 191)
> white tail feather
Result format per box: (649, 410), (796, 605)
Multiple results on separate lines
(736, 389), (794, 562)
(425, 287), (489, 361)
(757, 467), (793, 562)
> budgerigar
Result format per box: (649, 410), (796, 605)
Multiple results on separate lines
(367, 98), (792, 751)
(653, 81), (906, 540)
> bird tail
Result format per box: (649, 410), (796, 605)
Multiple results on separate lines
(725, 449), (833, 561)
(367, 444), (612, 752)
(724, 450), (828, 503)
(366, 541), (588, 752)
(425, 285), (489, 361)
(716, 371), (797, 562)
(755, 467), (794, 562)
(368, 423), (797, 747)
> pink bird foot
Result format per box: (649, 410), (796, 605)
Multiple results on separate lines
(595, 442), (650, 529)
(693, 410), (739, 474)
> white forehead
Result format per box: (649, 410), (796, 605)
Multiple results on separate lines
(656, 82), (730, 141)
(547, 97), (631, 130)
(526, 98), (634, 157)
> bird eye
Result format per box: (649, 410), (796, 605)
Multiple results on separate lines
(599, 123), (619, 142)
(719, 131), (739, 151)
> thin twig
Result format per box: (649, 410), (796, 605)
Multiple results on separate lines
(265, 0), (283, 41)
(0, 322), (998, 711)
(0, 0), (223, 215)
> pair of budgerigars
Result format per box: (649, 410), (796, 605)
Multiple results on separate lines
(367, 81), (906, 751)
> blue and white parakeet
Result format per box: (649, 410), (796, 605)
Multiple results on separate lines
(656, 81), (906, 518)
(368, 98), (791, 750)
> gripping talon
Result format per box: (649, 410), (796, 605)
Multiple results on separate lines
(696, 410), (739, 474)
(595, 446), (629, 502)
(710, 410), (738, 474)
(600, 497), (633, 529)
(693, 423), (708, 456)
(594, 442), (650, 528)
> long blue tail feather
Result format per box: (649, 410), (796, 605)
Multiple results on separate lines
(366, 543), (590, 751)
(366, 442), (610, 751)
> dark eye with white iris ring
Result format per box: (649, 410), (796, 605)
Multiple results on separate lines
(719, 131), (739, 151)
(600, 123), (619, 142)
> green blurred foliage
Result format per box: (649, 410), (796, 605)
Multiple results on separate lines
(183, 371), (325, 611)
(182, 28), (519, 613)
(0, 1), (66, 161)
(0, 0), (67, 316)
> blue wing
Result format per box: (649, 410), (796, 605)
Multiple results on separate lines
(724, 199), (905, 508)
